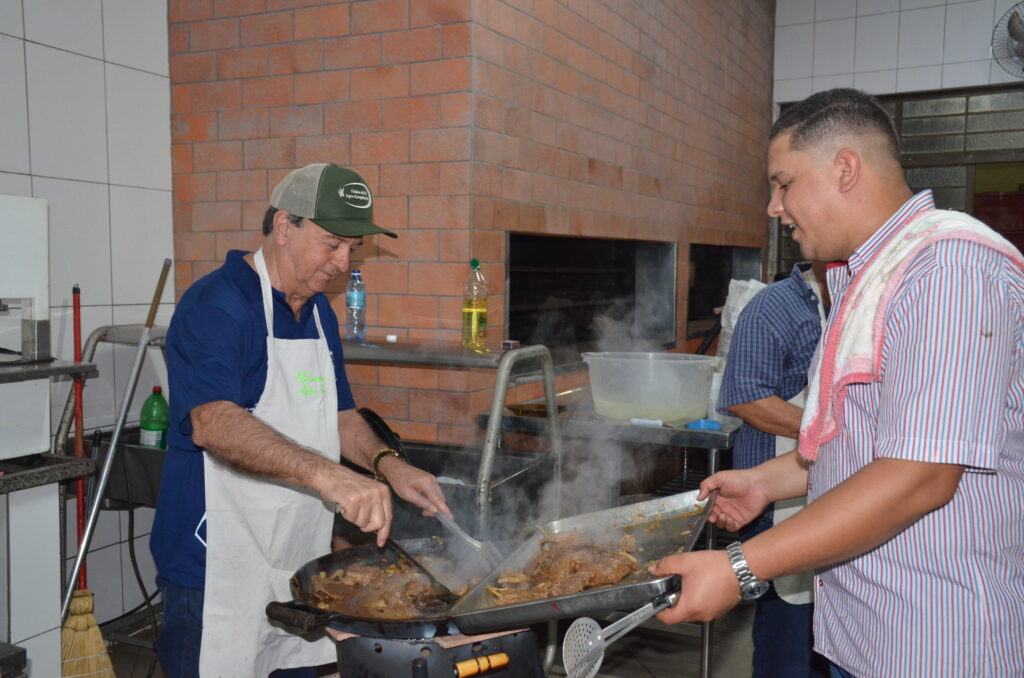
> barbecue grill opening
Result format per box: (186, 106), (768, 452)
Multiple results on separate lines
(508, 233), (677, 365)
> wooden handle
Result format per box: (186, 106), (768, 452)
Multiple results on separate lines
(145, 258), (172, 328)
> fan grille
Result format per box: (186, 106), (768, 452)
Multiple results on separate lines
(992, 3), (1024, 78)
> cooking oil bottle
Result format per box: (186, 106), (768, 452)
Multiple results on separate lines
(461, 258), (488, 350)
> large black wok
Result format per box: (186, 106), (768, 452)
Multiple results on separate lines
(266, 537), (464, 639)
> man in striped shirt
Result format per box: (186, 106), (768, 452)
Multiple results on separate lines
(652, 88), (1024, 677)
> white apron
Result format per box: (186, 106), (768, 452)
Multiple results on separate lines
(200, 249), (339, 677)
(771, 270), (826, 605)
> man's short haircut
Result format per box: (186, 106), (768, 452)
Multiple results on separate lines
(261, 206), (304, 236)
(770, 88), (900, 161)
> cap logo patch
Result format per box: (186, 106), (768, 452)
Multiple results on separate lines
(339, 182), (372, 209)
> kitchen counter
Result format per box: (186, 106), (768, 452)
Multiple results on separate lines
(0, 453), (94, 495)
(478, 410), (738, 449)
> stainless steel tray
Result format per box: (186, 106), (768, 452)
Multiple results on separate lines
(449, 490), (713, 634)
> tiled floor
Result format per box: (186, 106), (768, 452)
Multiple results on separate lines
(107, 603), (754, 678)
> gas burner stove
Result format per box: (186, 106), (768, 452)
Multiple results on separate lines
(326, 627), (543, 678)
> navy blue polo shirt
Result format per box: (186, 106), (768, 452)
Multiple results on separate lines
(150, 250), (356, 589)
(717, 263), (824, 471)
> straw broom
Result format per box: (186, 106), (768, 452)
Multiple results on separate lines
(62, 590), (114, 677)
(61, 284), (115, 678)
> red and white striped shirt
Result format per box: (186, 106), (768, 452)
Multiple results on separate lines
(810, 191), (1024, 677)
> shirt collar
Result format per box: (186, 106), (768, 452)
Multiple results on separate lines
(846, 190), (935, 277)
(226, 249), (315, 322)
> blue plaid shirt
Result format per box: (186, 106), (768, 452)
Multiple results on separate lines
(717, 263), (825, 470)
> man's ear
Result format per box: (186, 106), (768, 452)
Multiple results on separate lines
(272, 210), (294, 245)
(834, 148), (860, 194)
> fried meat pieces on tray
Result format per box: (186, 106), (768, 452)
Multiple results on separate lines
(486, 532), (638, 604)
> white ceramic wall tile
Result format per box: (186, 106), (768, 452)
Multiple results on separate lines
(0, 35), (29, 174)
(943, 0), (996, 63)
(24, 0), (102, 59)
(106, 64), (172, 191)
(813, 18), (856, 75)
(120, 534), (159, 613)
(812, 73), (856, 90)
(774, 77), (814, 102)
(856, 13), (900, 72)
(75, 542), (127, 622)
(995, 0), (1020, 19)
(64, 494), (122, 558)
(858, 0), (900, 15)
(121, 506), (155, 536)
(0, 0), (23, 37)
(103, 0), (169, 75)
(854, 68), (899, 93)
(18, 628), (60, 678)
(815, 0), (856, 21)
(109, 186), (175, 304)
(49, 304), (117, 433)
(0, 171), (31, 195)
(8, 485), (60, 642)
(942, 59), (993, 87)
(32, 177), (113, 307)
(775, 23), (815, 79)
(900, 0), (944, 8)
(897, 6), (946, 69)
(110, 303), (173, 422)
(25, 44), (108, 183)
(777, 0), (815, 26)
(0, 495), (7, 641)
(897, 64), (943, 90)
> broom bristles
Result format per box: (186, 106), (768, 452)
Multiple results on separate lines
(61, 589), (115, 678)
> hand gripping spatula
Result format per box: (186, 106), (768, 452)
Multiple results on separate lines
(562, 591), (679, 678)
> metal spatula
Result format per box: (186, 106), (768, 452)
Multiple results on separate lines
(434, 511), (504, 569)
(562, 592), (679, 678)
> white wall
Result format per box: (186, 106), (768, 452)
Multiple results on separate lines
(0, 0), (171, 626)
(774, 0), (1024, 102)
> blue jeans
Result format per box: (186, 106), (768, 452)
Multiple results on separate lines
(830, 663), (857, 678)
(156, 576), (318, 678)
(740, 516), (829, 678)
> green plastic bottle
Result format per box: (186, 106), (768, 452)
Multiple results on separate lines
(461, 258), (488, 350)
(139, 385), (169, 449)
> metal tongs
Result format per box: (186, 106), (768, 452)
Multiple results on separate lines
(435, 511), (504, 569)
(562, 591), (679, 678)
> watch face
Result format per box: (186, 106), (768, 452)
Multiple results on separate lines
(741, 579), (770, 600)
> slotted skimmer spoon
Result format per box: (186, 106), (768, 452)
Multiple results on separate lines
(434, 511), (504, 569)
(562, 591), (679, 678)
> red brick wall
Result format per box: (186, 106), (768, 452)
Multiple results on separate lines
(168, 0), (776, 445)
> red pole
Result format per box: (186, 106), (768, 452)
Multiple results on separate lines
(73, 284), (87, 590)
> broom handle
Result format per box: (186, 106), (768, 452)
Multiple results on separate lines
(73, 284), (87, 590)
(62, 259), (172, 621)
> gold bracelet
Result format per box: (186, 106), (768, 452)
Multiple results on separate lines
(372, 448), (401, 482)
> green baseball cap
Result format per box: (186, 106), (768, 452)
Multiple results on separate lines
(270, 163), (397, 238)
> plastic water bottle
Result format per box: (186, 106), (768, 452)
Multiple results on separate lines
(139, 386), (168, 449)
(345, 269), (366, 341)
(461, 258), (488, 350)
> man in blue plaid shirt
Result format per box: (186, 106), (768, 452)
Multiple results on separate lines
(717, 261), (829, 678)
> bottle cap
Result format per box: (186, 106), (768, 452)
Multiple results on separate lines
(352, 269), (361, 275)
(470, 258), (479, 269)
(153, 386), (162, 393)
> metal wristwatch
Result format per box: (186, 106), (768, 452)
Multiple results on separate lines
(726, 541), (769, 600)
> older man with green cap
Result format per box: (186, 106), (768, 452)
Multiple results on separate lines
(151, 164), (451, 678)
